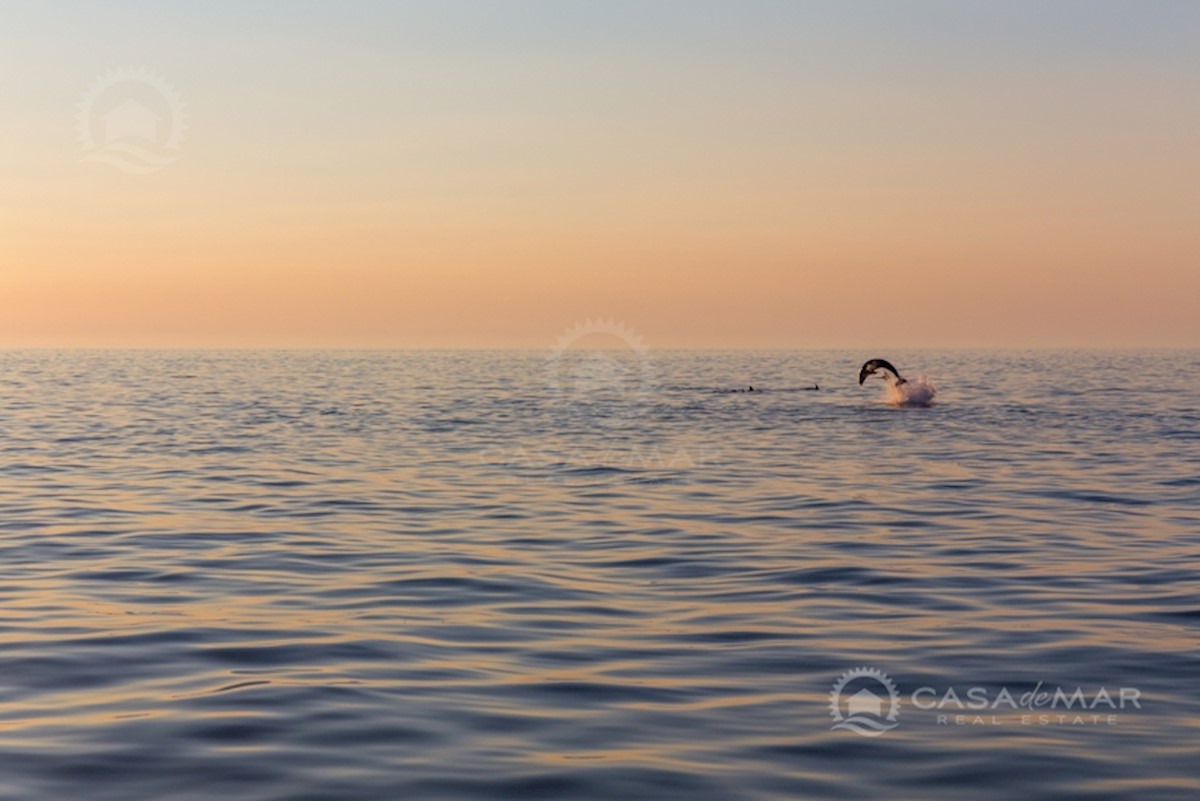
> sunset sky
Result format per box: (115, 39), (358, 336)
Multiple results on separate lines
(3, 1), (1198, 348)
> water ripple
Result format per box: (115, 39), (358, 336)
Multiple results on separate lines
(0, 349), (1196, 800)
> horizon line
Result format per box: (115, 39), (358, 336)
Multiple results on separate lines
(1, 344), (1196, 352)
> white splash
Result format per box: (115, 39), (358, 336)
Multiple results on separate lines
(883, 375), (937, 407)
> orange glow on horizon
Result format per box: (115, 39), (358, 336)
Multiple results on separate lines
(2, 4), (1197, 348)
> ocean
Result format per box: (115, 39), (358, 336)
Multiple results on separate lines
(1, 349), (1197, 800)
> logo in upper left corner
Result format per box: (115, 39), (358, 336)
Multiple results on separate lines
(76, 67), (186, 173)
(829, 666), (901, 736)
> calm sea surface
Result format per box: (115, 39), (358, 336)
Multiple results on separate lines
(1, 349), (1197, 800)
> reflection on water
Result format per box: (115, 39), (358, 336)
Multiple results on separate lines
(0, 350), (1197, 800)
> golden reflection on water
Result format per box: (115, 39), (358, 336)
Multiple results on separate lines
(0, 350), (1197, 799)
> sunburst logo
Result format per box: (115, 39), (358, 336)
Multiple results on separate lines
(545, 319), (654, 427)
(829, 667), (901, 736)
(76, 67), (186, 173)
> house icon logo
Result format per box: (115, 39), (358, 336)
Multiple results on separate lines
(76, 67), (185, 174)
(829, 667), (900, 736)
(102, 99), (162, 144)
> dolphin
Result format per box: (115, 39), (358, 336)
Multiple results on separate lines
(858, 358), (906, 385)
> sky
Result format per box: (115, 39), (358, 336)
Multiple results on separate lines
(2, 0), (1198, 348)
